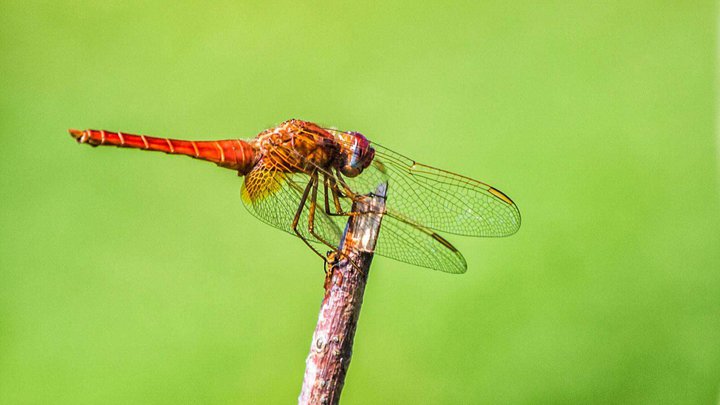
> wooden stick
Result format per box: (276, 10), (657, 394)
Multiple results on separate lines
(298, 183), (388, 405)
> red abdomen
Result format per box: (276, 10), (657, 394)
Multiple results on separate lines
(69, 129), (257, 174)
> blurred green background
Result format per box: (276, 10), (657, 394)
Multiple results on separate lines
(1, 1), (718, 404)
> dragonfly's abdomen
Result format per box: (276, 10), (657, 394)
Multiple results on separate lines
(69, 129), (257, 174)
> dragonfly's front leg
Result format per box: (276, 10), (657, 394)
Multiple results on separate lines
(328, 171), (385, 217)
(323, 173), (363, 217)
(334, 170), (359, 203)
(323, 174), (349, 217)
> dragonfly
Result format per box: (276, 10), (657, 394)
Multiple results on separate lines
(69, 119), (520, 274)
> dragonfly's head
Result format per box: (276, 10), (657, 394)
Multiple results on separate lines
(336, 131), (375, 178)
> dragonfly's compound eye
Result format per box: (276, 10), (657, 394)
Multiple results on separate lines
(339, 132), (374, 177)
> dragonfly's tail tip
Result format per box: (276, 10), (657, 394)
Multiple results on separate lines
(68, 129), (83, 140)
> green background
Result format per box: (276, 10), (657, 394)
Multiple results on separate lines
(1, 1), (718, 403)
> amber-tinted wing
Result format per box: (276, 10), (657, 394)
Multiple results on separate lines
(241, 159), (342, 245)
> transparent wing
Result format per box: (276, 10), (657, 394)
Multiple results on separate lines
(374, 212), (467, 273)
(316, 173), (468, 274)
(326, 132), (521, 237)
(241, 159), (342, 245)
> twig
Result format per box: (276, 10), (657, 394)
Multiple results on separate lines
(298, 183), (388, 405)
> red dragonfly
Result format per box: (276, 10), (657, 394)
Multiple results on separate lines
(69, 119), (520, 273)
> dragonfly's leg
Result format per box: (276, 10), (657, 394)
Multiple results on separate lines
(334, 170), (358, 200)
(307, 173), (336, 252)
(322, 174), (356, 218)
(322, 174), (334, 215)
(333, 170), (385, 216)
(322, 176), (344, 216)
(291, 173), (327, 263)
(315, 174), (365, 275)
(329, 176), (348, 214)
(324, 251), (342, 289)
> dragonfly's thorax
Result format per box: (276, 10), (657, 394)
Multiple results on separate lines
(256, 119), (339, 174)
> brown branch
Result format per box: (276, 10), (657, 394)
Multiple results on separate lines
(298, 183), (388, 405)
